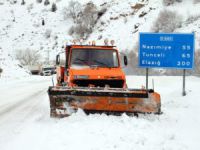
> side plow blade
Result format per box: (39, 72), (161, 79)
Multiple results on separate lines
(48, 86), (161, 118)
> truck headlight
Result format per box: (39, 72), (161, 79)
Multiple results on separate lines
(74, 75), (89, 79)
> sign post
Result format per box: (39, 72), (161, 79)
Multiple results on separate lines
(183, 69), (186, 96)
(146, 68), (148, 90)
(139, 33), (195, 96)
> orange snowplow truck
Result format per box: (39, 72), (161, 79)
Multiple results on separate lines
(48, 44), (161, 117)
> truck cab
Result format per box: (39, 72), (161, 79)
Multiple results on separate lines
(56, 45), (128, 88)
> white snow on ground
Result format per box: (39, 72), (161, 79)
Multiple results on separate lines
(0, 75), (200, 150)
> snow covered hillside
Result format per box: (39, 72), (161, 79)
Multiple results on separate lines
(0, 49), (29, 79)
(0, 75), (200, 150)
(0, 0), (200, 78)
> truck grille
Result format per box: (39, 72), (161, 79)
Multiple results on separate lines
(73, 79), (124, 88)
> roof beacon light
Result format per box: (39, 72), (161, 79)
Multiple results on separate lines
(110, 40), (115, 46)
(80, 39), (83, 45)
(92, 41), (96, 46)
(104, 38), (109, 46)
(72, 39), (76, 45)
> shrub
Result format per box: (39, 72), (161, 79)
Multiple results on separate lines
(44, 0), (50, 6)
(42, 19), (45, 26)
(21, 0), (25, 5)
(97, 7), (107, 19)
(68, 26), (75, 35)
(0, 68), (2, 77)
(27, 3), (34, 12)
(193, 0), (200, 4)
(151, 9), (182, 33)
(44, 29), (52, 39)
(37, 0), (42, 3)
(68, 24), (92, 38)
(9, 0), (17, 4)
(163, 0), (182, 6)
(51, 3), (57, 12)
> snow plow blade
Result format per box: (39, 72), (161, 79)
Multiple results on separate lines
(48, 86), (161, 118)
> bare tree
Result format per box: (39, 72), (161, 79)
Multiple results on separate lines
(152, 9), (182, 33)
(15, 49), (41, 66)
(65, 1), (106, 38)
(81, 2), (98, 31)
(64, 0), (81, 23)
(67, 2), (99, 38)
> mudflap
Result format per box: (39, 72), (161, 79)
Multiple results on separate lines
(48, 86), (161, 118)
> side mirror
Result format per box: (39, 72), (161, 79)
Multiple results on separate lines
(124, 55), (128, 66)
(56, 54), (60, 65)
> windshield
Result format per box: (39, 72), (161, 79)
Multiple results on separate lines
(71, 49), (119, 68)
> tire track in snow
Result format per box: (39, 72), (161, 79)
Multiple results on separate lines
(0, 86), (49, 147)
(0, 77), (51, 108)
(0, 89), (46, 117)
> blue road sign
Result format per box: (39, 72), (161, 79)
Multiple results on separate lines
(139, 33), (195, 69)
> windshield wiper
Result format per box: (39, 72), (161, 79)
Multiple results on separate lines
(92, 60), (111, 68)
(74, 58), (89, 65)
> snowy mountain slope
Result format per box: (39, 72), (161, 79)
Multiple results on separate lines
(89, 0), (162, 50)
(0, 0), (72, 78)
(89, 0), (200, 50)
(0, 0), (200, 78)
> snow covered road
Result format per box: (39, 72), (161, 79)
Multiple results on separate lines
(0, 76), (200, 150)
(0, 76), (51, 149)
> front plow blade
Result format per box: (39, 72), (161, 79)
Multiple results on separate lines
(48, 86), (161, 118)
